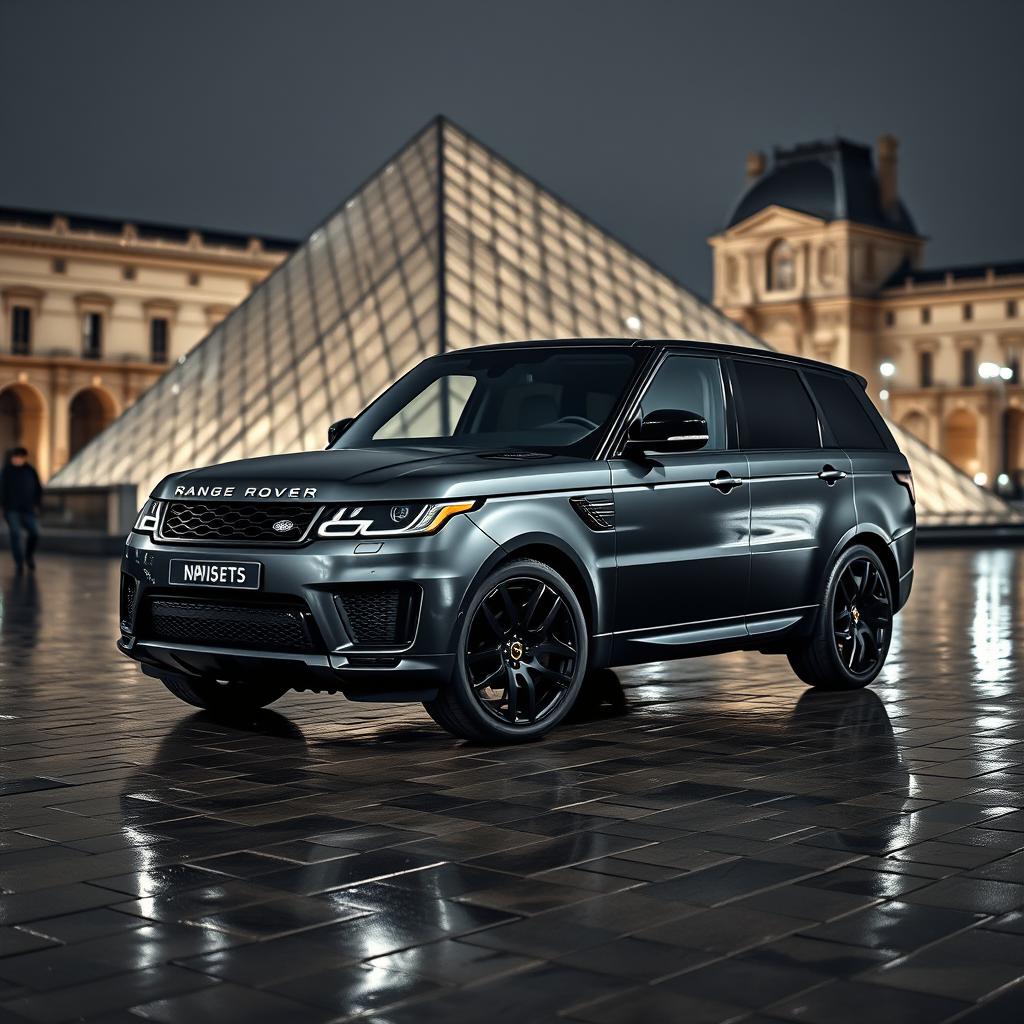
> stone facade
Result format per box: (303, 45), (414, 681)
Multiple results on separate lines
(0, 209), (292, 478)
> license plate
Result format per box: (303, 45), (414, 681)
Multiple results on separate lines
(168, 559), (262, 590)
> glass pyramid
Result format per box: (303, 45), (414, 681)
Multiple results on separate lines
(52, 118), (1015, 527)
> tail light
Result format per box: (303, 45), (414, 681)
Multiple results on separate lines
(893, 469), (916, 505)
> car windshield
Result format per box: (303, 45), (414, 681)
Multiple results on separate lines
(335, 346), (644, 456)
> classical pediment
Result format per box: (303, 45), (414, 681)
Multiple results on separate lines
(717, 204), (826, 239)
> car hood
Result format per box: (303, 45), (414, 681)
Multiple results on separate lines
(153, 446), (611, 503)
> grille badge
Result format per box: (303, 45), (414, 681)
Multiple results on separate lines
(272, 519), (295, 533)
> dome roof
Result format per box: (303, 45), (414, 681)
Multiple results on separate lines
(727, 138), (918, 236)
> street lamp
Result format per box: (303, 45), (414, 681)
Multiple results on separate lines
(878, 362), (895, 413)
(978, 361), (1015, 494)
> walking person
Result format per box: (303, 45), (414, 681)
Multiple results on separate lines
(1, 447), (42, 574)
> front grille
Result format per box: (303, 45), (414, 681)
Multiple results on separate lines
(139, 596), (321, 652)
(333, 584), (421, 647)
(120, 574), (138, 628)
(157, 501), (321, 544)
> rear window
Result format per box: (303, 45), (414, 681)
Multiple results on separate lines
(732, 360), (820, 449)
(804, 371), (886, 450)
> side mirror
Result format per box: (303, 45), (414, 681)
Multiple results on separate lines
(625, 408), (709, 456)
(326, 417), (353, 448)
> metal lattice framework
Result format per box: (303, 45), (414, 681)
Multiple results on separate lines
(53, 118), (1015, 526)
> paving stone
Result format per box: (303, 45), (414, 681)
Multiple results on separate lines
(1, 548), (1023, 1021)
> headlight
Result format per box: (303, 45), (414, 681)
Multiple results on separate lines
(133, 500), (160, 534)
(318, 500), (478, 538)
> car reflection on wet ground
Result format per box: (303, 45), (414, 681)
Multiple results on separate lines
(1, 547), (1023, 1023)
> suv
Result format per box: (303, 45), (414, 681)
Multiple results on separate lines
(120, 340), (915, 743)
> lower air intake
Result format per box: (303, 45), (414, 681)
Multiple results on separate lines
(333, 583), (421, 647)
(120, 574), (138, 629)
(141, 597), (320, 653)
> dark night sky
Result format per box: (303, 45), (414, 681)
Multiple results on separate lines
(1, 0), (1022, 297)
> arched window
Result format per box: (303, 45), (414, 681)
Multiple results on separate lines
(899, 410), (930, 445)
(0, 383), (46, 471)
(944, 408), (979, 476)
(766, 240), (795, 291)
(69, 387), (117, 457)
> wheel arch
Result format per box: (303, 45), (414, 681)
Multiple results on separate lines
(449, 532), (605, 661)
(834, 527), (900, 602)
(498, 540), (596, 634)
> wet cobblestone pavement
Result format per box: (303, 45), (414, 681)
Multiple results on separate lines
(2, 548), (1024, 1023)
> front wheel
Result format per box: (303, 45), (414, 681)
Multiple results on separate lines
(787, 545), (893, 691)
(159, 674), (289, 713)
(424, 559), (589, 743)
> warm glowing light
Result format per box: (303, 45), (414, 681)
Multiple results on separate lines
(624, 315), (643, 332)
(974, 472), (988, 486)
(979, 361), (1002, 379)
(879, 361), (896, 378)
(879, 389), (889, 401)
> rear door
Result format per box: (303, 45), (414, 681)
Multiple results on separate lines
(610, 353), (750, 661)
(728, 357), (855, 636)
(802, 368), (916, 604)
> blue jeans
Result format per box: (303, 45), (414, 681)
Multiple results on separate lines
(5, 510), (39, 568)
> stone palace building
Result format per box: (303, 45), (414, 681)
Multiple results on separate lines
(710, 136), (1024, 492)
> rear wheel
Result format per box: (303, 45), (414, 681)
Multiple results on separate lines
(787, 544), (893, 691)
(159, 674), (289, 712)
(424, 559), (588, 743)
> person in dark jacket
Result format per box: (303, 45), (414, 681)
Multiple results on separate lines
(1, 447), (42, 572)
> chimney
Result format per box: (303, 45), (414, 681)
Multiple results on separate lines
(745, 150), (766, 181)
(876, 134), (899, 214)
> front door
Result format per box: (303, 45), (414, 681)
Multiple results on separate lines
(729, 357), (856, 635)
(611, 354), (750, 663)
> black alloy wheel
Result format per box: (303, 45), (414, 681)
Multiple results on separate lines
(787, 544), (893, 691)
(832, 556), (892, 675)
(466, 576), (579, 726)
(424, 558), (589, 742)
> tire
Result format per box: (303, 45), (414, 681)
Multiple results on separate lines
(787, 544), (893, 691)
(424, 558), (589, 743)
(159, 674), (289, 713)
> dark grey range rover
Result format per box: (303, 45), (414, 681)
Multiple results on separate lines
(120, 339), (915, 742)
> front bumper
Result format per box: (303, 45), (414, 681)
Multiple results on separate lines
(119, 515), (499, 700)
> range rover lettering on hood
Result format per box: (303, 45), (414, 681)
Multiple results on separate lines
(173, 485), (318, 499)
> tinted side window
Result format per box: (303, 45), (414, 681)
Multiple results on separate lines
(733, 360), (819, 449)
(804, 371), (886, 449)
(638, 355), (727, 450)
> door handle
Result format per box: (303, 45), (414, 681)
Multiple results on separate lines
(818, 464), (848, 485)
(709, 470), (744, 493)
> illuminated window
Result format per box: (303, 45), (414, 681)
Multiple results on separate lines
(82, 312), (103, 359)
(919, 350), (934, 387)
(150, 317), (169, 363)
(11, 306), (32, 355)
(961, 348), (976, 387)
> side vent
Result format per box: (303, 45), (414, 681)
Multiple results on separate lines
(570, 495), (615, 531)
